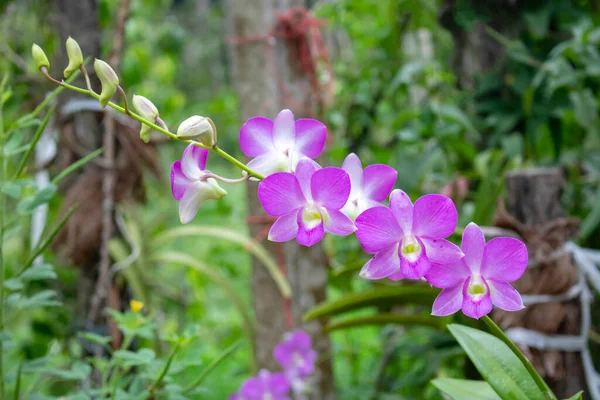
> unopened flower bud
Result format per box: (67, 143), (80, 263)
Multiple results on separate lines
(63, 37), (84, 78)
(132, 95), (159, 143)
(94, 59), (119, 108)
(32, 44), (50, 71)
(177, 115), (216, 146)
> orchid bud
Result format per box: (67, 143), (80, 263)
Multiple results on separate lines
(177, 115), (216, 146)
(63, 37), (84, 78)
(94, 59), (119, 108)
(32, 44), (50, 70)
(132, 95), (159, 143)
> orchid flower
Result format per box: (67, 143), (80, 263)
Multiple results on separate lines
(355, 189), (463, 280)
(171, 144), (227, 224)
(340, 153), (397, 220)
(274, 330), (317, 380)
(236, 369), (291, 400)
(258, 158), (355, 247)
(426, 222), (527, 319)
(239, 109), (327, 176)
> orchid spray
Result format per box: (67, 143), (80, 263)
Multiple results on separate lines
(32, 38), (558, 400)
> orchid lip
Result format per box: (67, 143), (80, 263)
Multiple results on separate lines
(400, 235), (422, 262)
(467, 276), (488, 297)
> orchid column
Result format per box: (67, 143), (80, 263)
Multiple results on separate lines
(225, 1), (335, 398)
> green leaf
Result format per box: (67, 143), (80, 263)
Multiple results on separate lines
(1, 182), (21, 199)
(448, 324), (546, 400)
(17, 184), (57, 214)
(432, 378), (501, 400)
(304, 286), (438, 321)
(7, 290), (61, 309)
(182, 341), (241, 394)
(49, 361), (91, 380)
(563, 390), (584, 400)
(569, 89), (598, 133)
(4, 278), (24, 291)
(51, 147), (103, 185)
(114, 349), (156, 369)
(79, 332), (111, 346)
(324, 313), (447, 332)
(20, 264), (57, 281)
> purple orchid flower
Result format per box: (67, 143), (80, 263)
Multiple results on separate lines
(239, 109), (327, 176)
(340, 153), (397, 220)
(426, 222), (527, 319)
(258, 158), (355, 247)
(238, 369), (291, 400)
(274, 330), (317, 379)
(355, 189), (463, 280)
(171, 144), (227, 224)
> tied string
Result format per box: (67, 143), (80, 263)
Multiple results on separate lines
(246, 216), (294, 329)
(228, 6), (334, 118)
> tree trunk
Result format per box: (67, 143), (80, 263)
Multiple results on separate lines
(225, 1), (335, 398)
(495, 168), (587, 398)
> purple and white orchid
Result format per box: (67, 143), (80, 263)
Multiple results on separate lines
(426, 222), (527, 319)
(258, 158), (355, 247)
(355, 189), (463, 280)
(274, 330), (317, 380)
(171, 144), (227, 224)
(340, 153), (397, 220)
(239, 109), (327, 176)
(234, 369), (291, 400)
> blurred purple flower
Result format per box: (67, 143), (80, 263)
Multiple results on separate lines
(171, 144), (227, 224)
(238, 369), (291, 400)
(239, 109), (327, 176)
(274, 330), (317, 380)
(426, 222), (528, 319)
(355, 189), (463, 280)
(340, 153), (397, 220)
(258, 158), (355, 247)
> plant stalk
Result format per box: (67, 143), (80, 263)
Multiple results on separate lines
(482, 315), (557, 400)
(0, 73), (7, 398)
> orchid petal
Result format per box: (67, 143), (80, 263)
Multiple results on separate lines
(246, 152), (288, 177)
(355, 206), (402, 254)
(461, 278), (493, 319)
(295, 158), (320, 202)
(359, 244), (399, 280)
(356, 197), (383, 215)
(481, 237), (528, 282)
(171, 160), (191, 201)
(296, 209), (324, 246)
(268, 212), (299, 242)
(311, 167), (350, 210)
(362, 164), (397, 202)
(342, 153), (363, 199)
(178, 184), (202, 224)
(324, 209), (356, 236)
(412, 194), (457, 238)
(273, 109), (296, 152)
(387, 270), (404, 281)
(399, 242), (431, 279)
(388, 189), (413, 235)
(420, 238), (464, 264)
(489, 280), (525, 311)
(425, 259), (470, 289)
(294, 118), (326, 158)
(239, 116), (275, 156)
(267, 372), (291, 395)
(431, 284), (463, 316)
(181, 144), (208, 179)
(462, 222), (486, 274)
(258, 173), (306, 216)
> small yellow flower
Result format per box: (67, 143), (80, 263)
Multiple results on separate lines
(130, 300), (144, 313)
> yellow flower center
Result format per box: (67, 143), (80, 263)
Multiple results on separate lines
(400, 235), (422, 261)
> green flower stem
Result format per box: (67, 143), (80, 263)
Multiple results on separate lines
(41, 70), (265, 180)
(482, 315), (557, 400)
(148, 343), (181, 395)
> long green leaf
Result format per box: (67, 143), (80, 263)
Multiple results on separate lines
(155, 226), (291, 299)
(182, 341), (241, 394)
(432, 378), (501, 400)
(563, 391), (584, 400)
(304, 286), (438, 321)
(149, 252), (256, 372)
(448, 324), (546, 400)
(324, 313), (447, 333)
(51, 147), (103, 185)
(13, 105), (55, 178)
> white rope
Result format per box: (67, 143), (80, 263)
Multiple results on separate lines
(503, 241), (600, 400)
